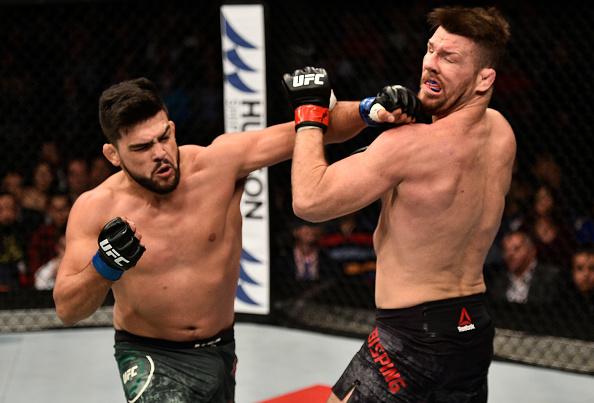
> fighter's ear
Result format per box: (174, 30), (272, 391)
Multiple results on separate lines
(476, 67), (496, 93)
(103, 143), (121, 167)
(169, 120), (176, 140)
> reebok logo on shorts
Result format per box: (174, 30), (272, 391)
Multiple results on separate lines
(367, 327), (407, 394)
(457, 307), (475, 332)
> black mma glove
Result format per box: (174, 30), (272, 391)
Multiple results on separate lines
(282, 66), (332, 133)
(92, 217), (145, 281)
(359, 85), (421, 127)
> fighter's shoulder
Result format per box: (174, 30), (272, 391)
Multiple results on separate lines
(188, 134), (243, 164)
(177, 144), (206, 168)
(372, 122), (429, 151)
(486, 108), (516, 160)
(72, 183), (114, 211)
(66, 182), (117, 234)
(487, 108), (514, 136)
(487, 108), (515, 139)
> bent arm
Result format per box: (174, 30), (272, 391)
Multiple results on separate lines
(53, 195), (112, 325)
(292, 127), (410, 222)
(212, 101), (365, 178)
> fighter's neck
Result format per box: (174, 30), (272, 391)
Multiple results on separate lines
(432, 101), (488, 125)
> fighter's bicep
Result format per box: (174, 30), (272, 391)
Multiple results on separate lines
(211, 123), (295, 177)
(331, 151), (397, 197)
(352, 130), (411, 188)
(316, 145), (401, 215)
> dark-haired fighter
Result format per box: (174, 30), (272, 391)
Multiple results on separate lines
(286, 6), (515, 402)
(53, 75), (400, 402)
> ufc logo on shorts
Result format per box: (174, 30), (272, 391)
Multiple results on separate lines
(292, 73), (324, 87)
(99, 239), (130, 267)
(122, 365), (138, 384)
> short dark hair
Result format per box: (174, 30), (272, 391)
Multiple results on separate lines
(427, 6), (511, 68)
(0, 191), (16, 203)
(98, 77), (168, 144)
(503, 229), (534, 247)
(574, 243), (594, 257)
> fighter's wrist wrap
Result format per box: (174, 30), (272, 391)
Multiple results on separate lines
(282, 66), (332, 134)
(359, 97), (379, 127)
(295, 105), (329, 133)
(360, 85), (422, 128)
(92, 217), (145, 281)
(92, 252), (124, 281)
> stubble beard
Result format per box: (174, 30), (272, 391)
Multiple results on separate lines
(121, 149), (181, 195)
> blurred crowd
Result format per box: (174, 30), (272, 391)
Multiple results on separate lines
(0, 141), (115, 291)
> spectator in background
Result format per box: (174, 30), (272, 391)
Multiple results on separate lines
(39, 141), (67, 192)
(554, 245), (594, 340)
(530, 152), (562, 191)
(574, 201), (594, 245)
(274, 219), (337, 301)
(26, 193), (71, 286)
(487, 164), (533, 268)
(291, 220), (323, 282)
(34, 231), (66, 290)
(66, 158), (90, 202)
(486, 230), (561, 304)
(319, 212), (376, 278)
(318, 213), (376, 308)
(525, 183), (576, 268)
(21, 161), (54, 213)
(0, 192), (27, 291)
(570, 245), (594, 302)
(1, 171), (25, 203)
(89, 155), (115, 188)
(498, 159), (533, 235)
(3, 171), (43, 242)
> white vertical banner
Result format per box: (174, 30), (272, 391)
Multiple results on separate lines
(220, 4), (269, 314)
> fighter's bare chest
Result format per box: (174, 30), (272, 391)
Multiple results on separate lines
(114, 190), (233, 248)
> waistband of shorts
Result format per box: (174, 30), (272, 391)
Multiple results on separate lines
(376, 293), (488, 327)
(114, 325), (235, 349)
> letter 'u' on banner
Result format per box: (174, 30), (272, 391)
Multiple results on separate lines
(220, 4), (269, 315)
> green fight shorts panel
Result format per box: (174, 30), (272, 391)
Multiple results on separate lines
(114, 328), (237, 403)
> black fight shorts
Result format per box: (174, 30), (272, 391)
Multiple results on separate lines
(333, 293), (494, 403)
(114, 326), (237, 403)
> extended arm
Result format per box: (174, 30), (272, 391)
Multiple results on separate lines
(211, 100), (365, 178)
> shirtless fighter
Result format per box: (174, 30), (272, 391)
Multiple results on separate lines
(52, 76), (390, 402)
(285, 6), (514, 402)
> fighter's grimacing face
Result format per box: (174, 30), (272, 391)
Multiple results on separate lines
(114, 111), (180, 194)
(419, 26), (483, 116)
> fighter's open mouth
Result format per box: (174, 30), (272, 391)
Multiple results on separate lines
(425, 79), (441, 93)
(156, 165), (171, 175)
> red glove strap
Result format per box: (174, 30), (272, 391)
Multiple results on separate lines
(294, 105), (329, 128)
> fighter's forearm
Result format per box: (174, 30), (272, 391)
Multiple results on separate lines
(291, 129), (337, 222)
(324, 101), (366, 145)
(53, 263), (112, 326)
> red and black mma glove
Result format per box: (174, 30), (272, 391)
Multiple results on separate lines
(282, 66), (332, 133)
(359, 85), (421, 128)
(92, 217), (145, 281)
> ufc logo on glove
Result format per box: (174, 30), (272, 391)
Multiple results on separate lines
(99, 239), (131, 267)
(292, 73), (325, 87)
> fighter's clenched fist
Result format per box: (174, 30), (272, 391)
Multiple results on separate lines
(360, 85), (421, 127)
(282, 66), (332, 133)
(92, 217), (145, 281)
